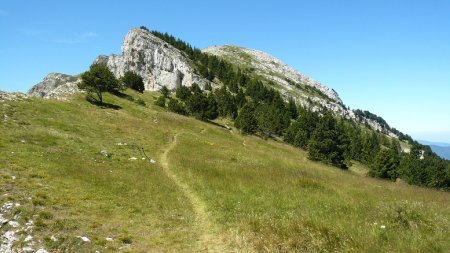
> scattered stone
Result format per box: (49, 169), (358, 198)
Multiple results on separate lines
(8, 221), (19, 228)
(141, 157), (146, 160)
(0, 215), (8, 226)
(100, 150), (109, 157)
(78, 236), (91, 242)
(24, 235), (33, 242)
(129, 157), (138, 161)
(150, 159), (156, 164)
(11, 176), (16, 180)
(20, 140), (26, 144)
(0, 91), (29, 102)
(50, 235), (57, 241)
(116, 142), (127, 146)
(380, 225), (386, 229)
(1, 230), (17, 253)
(106, 237), (114, 241)
(36, 249), (49, 253)
(22, 246), (34, 252)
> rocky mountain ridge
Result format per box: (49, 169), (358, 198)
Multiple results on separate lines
(26, 27), (396, 136)
(93, 28), (212, 91)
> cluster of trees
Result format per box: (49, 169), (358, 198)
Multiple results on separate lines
(354, 109), (413, 142)
(150, 28), (450, 190)
(78, 63), (145, 103)
(155, 83), (223, 121)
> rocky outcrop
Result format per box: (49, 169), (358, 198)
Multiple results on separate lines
(28, 28), (213, 98)
(94, 28), (211, 91)
(27, 73), (81, 99)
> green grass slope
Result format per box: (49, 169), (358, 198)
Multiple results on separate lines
(1, 91), (449, 252)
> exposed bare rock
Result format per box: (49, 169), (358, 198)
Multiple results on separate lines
(94, 28), (212, 91)
(27, 73), (81, 99)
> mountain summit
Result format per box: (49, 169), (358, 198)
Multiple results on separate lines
(28, 28), (398, 135)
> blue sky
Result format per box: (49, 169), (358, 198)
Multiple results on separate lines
(1, 0), (449, 142)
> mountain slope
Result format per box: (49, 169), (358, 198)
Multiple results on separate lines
(1, 91), (449, 252)
(28, 28), (399, 136)
(203, 45), (351, 116)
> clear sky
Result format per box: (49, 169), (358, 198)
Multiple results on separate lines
(1, 0), (449, 142)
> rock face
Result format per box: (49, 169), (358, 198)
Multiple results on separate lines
(27, 73), (81, 99)
(28, 28), (212, 98)
(94, 28), (210, 91)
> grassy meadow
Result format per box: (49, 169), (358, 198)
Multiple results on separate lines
(1, 90), (449, 252)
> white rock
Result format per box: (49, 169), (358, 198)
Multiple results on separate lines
(129, 157), (137, 161)
(0, 215), (8, 225)
(105, 237), (114, 241)
(8, 220), (19, 228)
(93, 28), (213, 91)
(24, 235), (33, 242)
(150, 159), (156, 164)
(78, 236), (91, 242)
(50, 235), (57, 241)
(100, 150), (109, 157)
(22, 246), (34, 252)
(27, 73), (82, 99)
(36, 249), (49, 253)
(0, 230), (17, 253)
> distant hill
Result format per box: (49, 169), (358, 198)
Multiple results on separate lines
(429, 145), (450, 160)
(419, 140), (450, 160)
(419, 140), (450, 147)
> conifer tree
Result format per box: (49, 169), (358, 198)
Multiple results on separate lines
(308, 112), (347, 168)
(235, 103), (258, 134)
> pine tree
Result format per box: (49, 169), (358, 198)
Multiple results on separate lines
(214, 86), (237, 119)
(288, 97), (298, 119)
(369, 148), (399, 180)
(235, 103), (257, 134)
(167, 98), (187, 115)
(308, 112), (347, 169)
(176, 85), (191, 101)
(121, 71), (145, 93)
